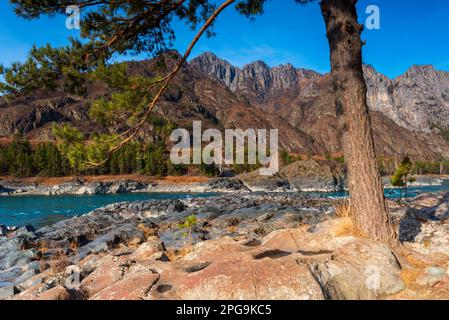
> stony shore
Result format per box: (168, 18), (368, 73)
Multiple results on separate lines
(1, 173), (447, 197)
(0, 178), (239, 196)
(0, 175), (330, 196)
(0, 159), (348, 196)
(1, 191), (449, 300)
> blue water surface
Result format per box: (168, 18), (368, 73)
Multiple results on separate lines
(307, 184), (449, 199)
(2, 184), (449, 229)
(0, 192), (217, 229)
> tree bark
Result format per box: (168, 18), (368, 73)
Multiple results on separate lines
(320, 0), (397, 245)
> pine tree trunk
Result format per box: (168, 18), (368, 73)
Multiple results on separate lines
(320, 0), (397, 245)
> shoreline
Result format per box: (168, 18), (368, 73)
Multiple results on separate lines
(1, 174), (448, 197)
(0, 174), (328, 196)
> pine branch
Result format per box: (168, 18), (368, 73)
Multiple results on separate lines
(86, 0), (236, 167)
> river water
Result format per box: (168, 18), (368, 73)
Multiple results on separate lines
(2, 184), (449, 229)
(0, 192), (218, 229)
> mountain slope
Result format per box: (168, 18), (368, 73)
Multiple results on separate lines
(191, 52), (449, 159)
(1, 52), (448, 160)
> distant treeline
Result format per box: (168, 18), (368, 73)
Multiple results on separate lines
(0, 135), (256, 178)
(0, 138), (70, 177)
(1, 135), (448, 178)
(378, 156), (449, 176)
(0, 135), (186, 177)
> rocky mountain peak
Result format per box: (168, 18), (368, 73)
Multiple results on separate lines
(404, 64), (436, 76)
(190, 52), (240, 91)
(190, 53), (322, 102)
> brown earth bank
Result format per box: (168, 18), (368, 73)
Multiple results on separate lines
(0, 175), (212, 187)
(1, 192), (449, 300)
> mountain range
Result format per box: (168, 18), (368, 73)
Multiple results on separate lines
(1, 51), (449, 160)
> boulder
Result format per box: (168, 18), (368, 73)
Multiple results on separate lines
(90, 272), (159, 300)
(260, 226), (405, 300)
(205, 178), (248, 192)
(280, 159), (345, 192)
(34, 285), (73, 300)
(129, 237), (165, 261)
(307, 240), (405, 300)
(0, 225), (8, 237)
(79, 256), (124, 297)
(15, 284), (74, 301)
(9, 225), (35, 238)
(150, 255), (324, 300)
(416, 267), (447, 287)
(237, 171), (294, 192)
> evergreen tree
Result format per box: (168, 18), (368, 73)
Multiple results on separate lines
(391, 156), (416, 198)
(32, 143), (49, 175)
(0, 39), (100, 96)
(6, 134), (33, 177)
(3, 0), (397, 244)
(52, 124), (86, 175)
(144, 142), (168, 176)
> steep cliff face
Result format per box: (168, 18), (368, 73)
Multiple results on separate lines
(1, 52), (449, 160)
(190, 52), (449, 159)
(193, 52), (449, 135)
(190, 52), (322, 104)
(364, 64), (449, 133)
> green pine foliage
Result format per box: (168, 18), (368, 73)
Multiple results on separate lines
(178, 213), (198, 248)
(3, 0), (220, 97)
(1, 0), (313, 175)
(390, 156), (416, 197)
(89, 63), (160, 127)
(280, 149), (301, 166)
(0, 39), (100, 97)
(0, 134), (188, 178)
(0, 135), (70, 177)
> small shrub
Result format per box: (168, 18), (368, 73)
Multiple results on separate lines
(178, 214), (197, 249)
(391, 156), (416, 198)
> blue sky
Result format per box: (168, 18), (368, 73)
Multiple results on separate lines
(1, 0), (449, 78)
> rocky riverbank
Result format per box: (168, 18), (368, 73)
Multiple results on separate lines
(1, 192), (449, 300)
(0, 177), (251, 196)
(0, 174), (332, 196)
(0, 159), (348, 196)
(1, 159), (448, 197)
(383, 175), (449, 189)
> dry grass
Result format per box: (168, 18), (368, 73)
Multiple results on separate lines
(332, 200), (365, 238)
(406, 254), (428, 268)
(137, 223), (158, 238)
(165, 247), (193, 261)
(335, 201), (352, 218)
(37, 250), (71, 275)
(49, 259), (72, 274)
(399, 254), (448, 290)
(49, 251), (71, 274)
(332, 217), (365, 238)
